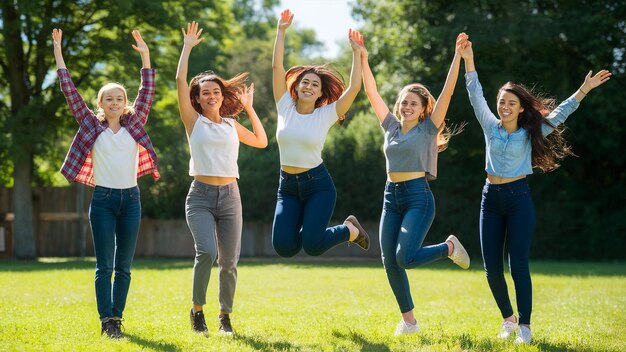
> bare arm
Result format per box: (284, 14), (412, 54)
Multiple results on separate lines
(335, 29), (364, 117)
(574, 69), (611, 102)
(430, 33), (468, 128)
(460, 39), (475, 73)
(361, 38), (389, 123)
(272, 9), (293, 103)
(131, 30), (150, 69)
(235, 83), (268, 148)
(176, 21), (204, 135)
(52, 28), (66, 69)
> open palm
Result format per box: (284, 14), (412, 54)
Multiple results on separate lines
(182, 21), (204, 47)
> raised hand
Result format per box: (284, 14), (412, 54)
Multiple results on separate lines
(457, 33), (473, 60)
(131, 30), (149, 54)
(583, 70), (612, 92)
(278, 9), (294, 30)
(348, 29), (366, 56)
(182, 21), (205, 48)
(240, 83), (255, 109)
(52, 28), (66, 69)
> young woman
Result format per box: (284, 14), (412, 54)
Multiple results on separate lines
(53, 28), (159, 338)
(459, 39), (611, 344)
(271, 9), (370, 258)
(361, 33), (471, 336)
(176, 21), (268, 336)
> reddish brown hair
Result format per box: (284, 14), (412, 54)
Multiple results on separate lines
(189, 70), (249, 117)
(285, 65), (345, 108)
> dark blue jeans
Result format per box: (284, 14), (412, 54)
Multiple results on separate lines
(272, 163), (350, 257)
(480, 178), (535, 325)
(89, 186), (141, 321)
(380, 178), (448, 313)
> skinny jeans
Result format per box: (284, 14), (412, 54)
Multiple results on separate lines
(272, 163), (350, 257)
(186, 180), (242, 313)
(480, 178), (535, 325)
(380, 178), (448, 313)
(89, 185), (141, 321)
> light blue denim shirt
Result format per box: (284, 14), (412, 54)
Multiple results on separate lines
(465, 71), (580, 177)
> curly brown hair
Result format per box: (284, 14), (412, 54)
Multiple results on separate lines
(498, 82), (574, 172)
(189, 70), (249, 117)
(285, 65), (345, 109)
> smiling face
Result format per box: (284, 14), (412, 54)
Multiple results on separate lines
(98, 87), (126, 121)
(196, 80), (224, 114)
(398, 91), (425, 122)
(295, 73), (323, 103)
(497, 90), (524, 125)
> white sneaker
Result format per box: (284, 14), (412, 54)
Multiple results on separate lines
(446, 235), (470, 269)
(393, 320), (420, 336)
(497, 320), (517, 339)
(514, 325), (532, 344)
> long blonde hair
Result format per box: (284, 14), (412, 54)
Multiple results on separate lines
(95, 83), (134, 122)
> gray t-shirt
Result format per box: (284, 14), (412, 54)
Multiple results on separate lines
(382, 112), (439, 180)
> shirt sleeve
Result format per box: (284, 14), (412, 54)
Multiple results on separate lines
(381, 112), (398, 131)
(131, 68), (156, 126)
(277, 91), (293, 115)
(465, 71), (499, 132)
(57, 69), (93, 124)
(541, 94), (580, 136)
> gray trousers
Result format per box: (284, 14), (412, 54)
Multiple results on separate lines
(185, 180), (242, 313)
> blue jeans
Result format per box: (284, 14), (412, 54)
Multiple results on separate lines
(480, 178), (535, 325)
(272, 163), (350, 257)
(89, 186), (141, 321)
(380, 178), (448, 313)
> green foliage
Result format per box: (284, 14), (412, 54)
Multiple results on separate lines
(1, 259), (625, 351)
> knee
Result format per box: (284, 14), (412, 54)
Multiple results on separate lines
(273, 242), (299, 258)
(302, 244), (324, 257)
(195, 248), (215, 264)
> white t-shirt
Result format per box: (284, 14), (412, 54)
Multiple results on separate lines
(275, 92), (338, 168)
(92, 127), (139, 188)
(188, 114), (239, 178)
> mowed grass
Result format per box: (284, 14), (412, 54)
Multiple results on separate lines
(0, 258), (624, 351)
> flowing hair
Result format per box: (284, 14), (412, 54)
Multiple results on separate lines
(498, 82), (574, 172)
(393, 83), (462, 152)
(189, 70), (249, 118)
(285, 65), (345, 111)
(96, 83), (134, 122)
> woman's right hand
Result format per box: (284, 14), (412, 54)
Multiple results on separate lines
(182, 21), (204, 48)
(278, 9), (294, 31)
(349, 29), (367, 57)
(52, 28), (66, 69)
(457, 33), (473, 60)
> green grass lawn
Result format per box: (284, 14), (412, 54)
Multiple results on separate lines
(0, 258), (624, 351)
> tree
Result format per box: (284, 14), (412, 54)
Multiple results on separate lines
(0, 0), (237, 258)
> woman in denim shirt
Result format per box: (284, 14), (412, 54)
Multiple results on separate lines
(361, 33), (472, 336)
(53, 29), (159, 338)
(459, 39), (611, 344)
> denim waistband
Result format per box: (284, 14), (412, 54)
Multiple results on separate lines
(191, 179), (238, 193)
(385, 176), (429, 191)
(484, 177), (529, 191)
(94, 185), (138, 192)
(280, 163), (328, 181)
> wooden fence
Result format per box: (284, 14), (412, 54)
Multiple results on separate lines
(0, 186), (380, 258)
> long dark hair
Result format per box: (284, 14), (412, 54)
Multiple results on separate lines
(499, 82), (574, 172)
(189, 70), (248, 117)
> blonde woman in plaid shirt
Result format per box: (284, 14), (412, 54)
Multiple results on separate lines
(53, 28), (159, 339)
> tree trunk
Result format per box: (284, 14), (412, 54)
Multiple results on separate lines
(12, 154), (36, 259)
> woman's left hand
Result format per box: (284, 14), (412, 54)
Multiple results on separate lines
(583, 69), (612, 91)
(131, 30), (149, 54)
(240, 83), (254, 109)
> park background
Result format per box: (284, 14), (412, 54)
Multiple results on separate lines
(1, 0), (625, 260)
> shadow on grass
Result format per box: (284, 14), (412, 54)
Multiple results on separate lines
(331, 330), (391, 351)
(234, 333), (298, 351)
(457, 333), (602, 352)
(124, 333), (182, 352)
(1, 257), (624, 277)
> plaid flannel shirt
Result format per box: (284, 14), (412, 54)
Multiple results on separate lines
(58, 68), (160, 187)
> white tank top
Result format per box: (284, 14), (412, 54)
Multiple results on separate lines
(188, 114), (239, 178)
(275, 92), (338, 168)
(92, 127), (138, 188)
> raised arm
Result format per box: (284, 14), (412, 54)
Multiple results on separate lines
(235, 83), (268, 148)
(176, 21), (205, 135)
(460, 38), (475, 73)
(272, 9), (293, 103)
(335, 29), (364, 117)
(130, 30), (155, 125)
(52, 28), (66, 69)
(573, 69), (611, 102)
(430, 33), (468, 128)
(361, 37), (389, 123)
